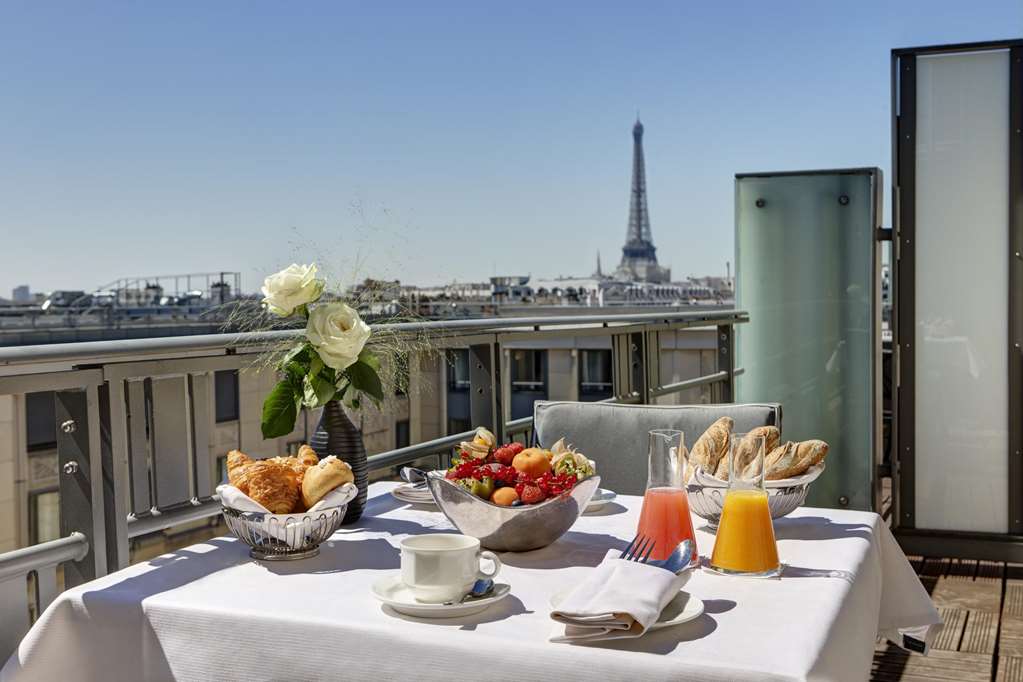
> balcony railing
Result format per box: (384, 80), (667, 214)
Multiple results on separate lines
(0, 309), (747, 657)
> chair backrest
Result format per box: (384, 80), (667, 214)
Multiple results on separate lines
(533, 401), (783, 495)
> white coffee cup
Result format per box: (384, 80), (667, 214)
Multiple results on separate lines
(399, 534), (501, 603)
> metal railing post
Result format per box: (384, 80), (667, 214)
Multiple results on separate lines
(717, 324), (735, 403)
(468, 341), (504, 444)
(55, 389), (107, 585)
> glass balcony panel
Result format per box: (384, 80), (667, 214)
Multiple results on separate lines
(913, 50), (1010, 533)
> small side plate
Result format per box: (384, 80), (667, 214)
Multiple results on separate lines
(390, 484), (436, 506)
(549, 587), (704, 631)
(372, 573), (511, 618)
(584, 488), (617, 513)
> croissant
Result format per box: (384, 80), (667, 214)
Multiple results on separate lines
(686, 417), (733, 482)
(226, 450), (253, 489)
(245, 461), (301, 514)
(297, 444), (320, 467)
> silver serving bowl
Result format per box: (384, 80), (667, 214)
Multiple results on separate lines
(222, 504), (347, 561)
(426, 474), (601, 552)
(687, 464), (825, 530)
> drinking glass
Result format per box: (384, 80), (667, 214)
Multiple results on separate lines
(635, 429), (699, 563)
(709, 432), (781, 577)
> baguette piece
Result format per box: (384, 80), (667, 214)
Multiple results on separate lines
(763, 440), (828, 480)
(799, 439), (829, 466)
(301, 455), (354, 509)
(685, 417), (733, 482)
(717, 426), (780, 481)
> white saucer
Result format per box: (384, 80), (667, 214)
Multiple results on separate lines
(390, 484), (436, 506)
(549, 587), (704, 630)
(372, 573), (511, 618)
(584, 488), (617, 512)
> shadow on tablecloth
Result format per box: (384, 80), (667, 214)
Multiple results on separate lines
(772, 516), (873, 543)
(379, 594), (533, 631)
(498, 531), (633, 569)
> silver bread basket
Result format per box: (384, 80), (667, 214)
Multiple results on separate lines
(687, 464), (826, 529)
(222, 504), (347, 561)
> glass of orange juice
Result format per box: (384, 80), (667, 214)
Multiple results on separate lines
(709, 432), (781, 577)
(636, 429), (699, 565)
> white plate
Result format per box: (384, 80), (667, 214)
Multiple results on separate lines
(549, 587), (704, 631)
(371, 573), (511, 618)
(390, 484), (436, 506)
(584, 488), (617, 512)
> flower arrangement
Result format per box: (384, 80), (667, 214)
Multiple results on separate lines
(258, 263), (384, 439)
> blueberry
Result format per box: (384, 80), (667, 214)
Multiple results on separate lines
(511, 500), (522, 507)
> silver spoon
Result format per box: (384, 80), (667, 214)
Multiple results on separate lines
(443, 578), (494, 606)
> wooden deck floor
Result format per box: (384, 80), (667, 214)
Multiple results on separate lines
(871, 558), (1023, 681)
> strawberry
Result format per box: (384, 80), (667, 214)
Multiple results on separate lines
(508, 442), (525, 455)
(520, 485), (546, 505)
(494, 446), (516, 466)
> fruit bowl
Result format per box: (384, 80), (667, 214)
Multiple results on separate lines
(426, 473), (601, 552)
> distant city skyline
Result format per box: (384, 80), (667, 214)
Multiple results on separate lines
(1, 1), (1021, 295)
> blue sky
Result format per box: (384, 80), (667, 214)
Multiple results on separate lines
(1, 1), (1021, 296)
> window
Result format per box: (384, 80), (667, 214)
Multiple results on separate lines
(29, 489), (60, 545)
(448, 417), (471, 435)
(579, 349), (613, 400)
(510, 350), (546, 390)
(395, 419), (410, 449)
(214, 370), (239, 423)
(26, 392), (57, 451)
(447, 349), (470, 390)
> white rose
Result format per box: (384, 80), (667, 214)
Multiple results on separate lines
(306, 302), (371, 371)
(261, 263), (324, 316)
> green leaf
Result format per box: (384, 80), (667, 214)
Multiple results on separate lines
(309, 351), (324, 379)
(281, 343), (310, 368)
(284, 360), (306, 387)
(302, 372), (336, 408)
(358, 348), (381, 372)
(261, 380), (299, 439)
(346, 360), (384, 403)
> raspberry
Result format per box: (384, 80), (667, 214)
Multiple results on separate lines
(520, 485), (546, 505)
(494, 446), (516, 466)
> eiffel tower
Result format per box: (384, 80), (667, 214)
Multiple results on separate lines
(615, 117), (670, 283)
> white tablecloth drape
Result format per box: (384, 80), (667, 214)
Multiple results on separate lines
(3, 482), (940, 682)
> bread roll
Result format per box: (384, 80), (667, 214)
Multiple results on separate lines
(685, 417), (733, 482)
(718, 426), (779, 481)
(297, 444), (319, 467)
(799, 439), (829, 466)
(301, 456), (355, 509)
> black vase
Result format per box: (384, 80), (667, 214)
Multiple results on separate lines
(309, 401), (368, 524)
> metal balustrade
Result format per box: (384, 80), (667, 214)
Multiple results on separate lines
(0, 309), (747, 657)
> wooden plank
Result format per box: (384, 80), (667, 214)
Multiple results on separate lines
(922, 558), (950, 578)
(1001, 584), (1023, 657)
(977, 560), (1005, 583)
(932, 575), (1002, 613)
(961, 610), (998, 653)
(932, 607), (966, 650)
(872, 648), (991, 681)
(947, 559), (978, 581)
(998, 655), (1023, 682)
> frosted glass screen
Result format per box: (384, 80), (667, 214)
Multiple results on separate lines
(735, 170), (878, 511)
(913, 51), (1009, 533)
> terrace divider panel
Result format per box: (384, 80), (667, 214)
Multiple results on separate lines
(735, 168), (882, 512)
(891, 40), (1023, 558)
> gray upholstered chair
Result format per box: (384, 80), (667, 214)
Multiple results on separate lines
(532, 401), (783, 496)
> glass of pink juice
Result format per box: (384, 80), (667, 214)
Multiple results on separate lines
(635, 430), (699, 563)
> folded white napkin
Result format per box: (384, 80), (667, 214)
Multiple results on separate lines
(550, 549), (692, 643)
(216, 482), (358, 548)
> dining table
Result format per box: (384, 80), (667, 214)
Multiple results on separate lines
(2, 481), (941, 682)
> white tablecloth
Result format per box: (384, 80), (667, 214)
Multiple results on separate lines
(3, 482), (940, 682)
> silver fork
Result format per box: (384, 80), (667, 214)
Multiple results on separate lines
(619, 534), (656, 563)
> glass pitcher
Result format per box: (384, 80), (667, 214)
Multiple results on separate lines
(709, 432), (781, 577)
(635, 429), (699, 564)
